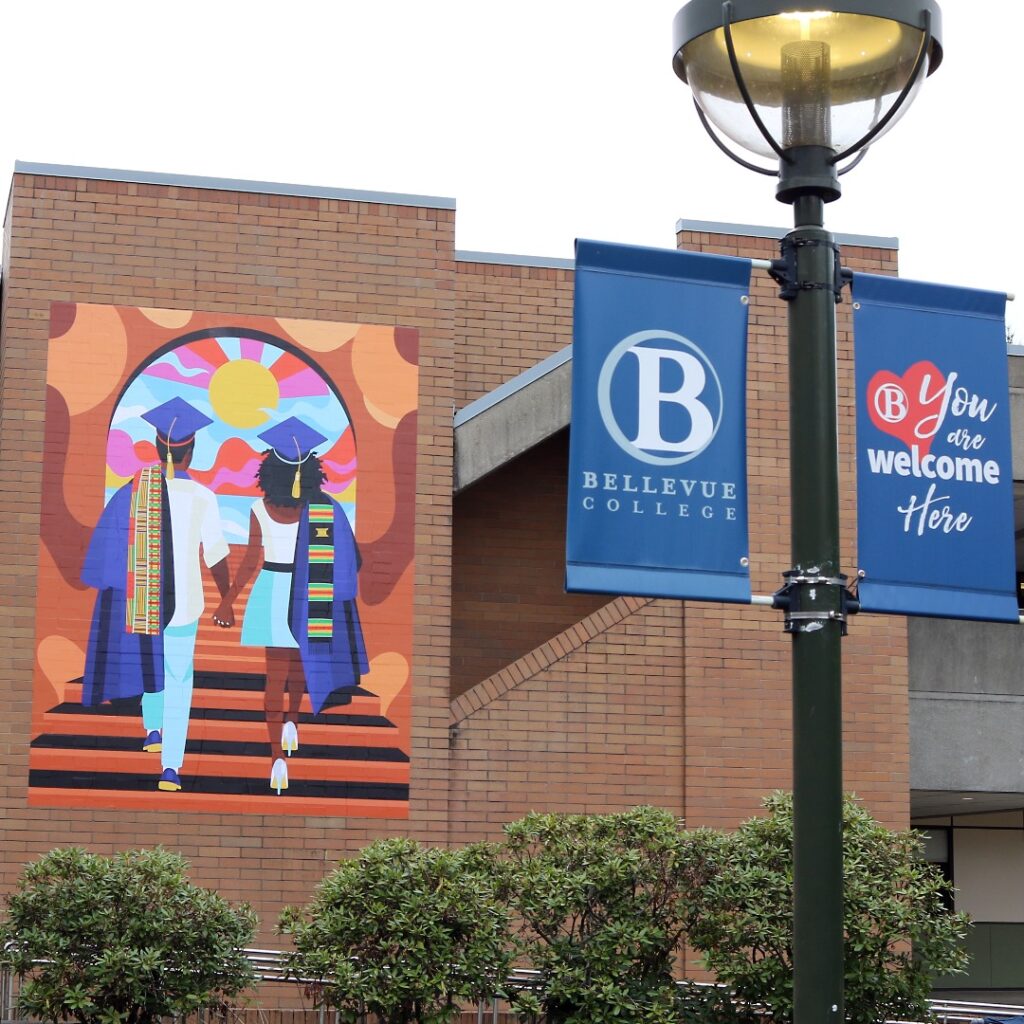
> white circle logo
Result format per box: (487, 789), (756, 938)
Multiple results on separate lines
(596, 330), (723, 466)
(873, 382), (908, 424)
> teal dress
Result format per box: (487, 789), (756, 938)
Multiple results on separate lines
(241, 499), (299, 649)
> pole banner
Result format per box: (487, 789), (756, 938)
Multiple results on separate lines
(853, 273), (1018, 622)
(566, 239), (752, 602)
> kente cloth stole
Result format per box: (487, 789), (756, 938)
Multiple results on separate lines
(307, 503), (335, 639)
(126, 465), (163, 635)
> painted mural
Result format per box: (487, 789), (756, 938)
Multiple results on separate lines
(31, 304), (418, 817)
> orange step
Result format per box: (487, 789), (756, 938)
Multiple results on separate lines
(38, 710), (401, 748)
(30, 746), (410, 785)
(28, 788), (408, 819)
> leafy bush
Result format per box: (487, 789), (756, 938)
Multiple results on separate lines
(0, 846), (257, 1024)
(687, 792), (970, 1024)
(499, 806), (719, 1024)
(279, 837), (513, 1024)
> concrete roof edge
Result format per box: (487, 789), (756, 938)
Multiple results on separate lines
(676, 217), (899, 250)
(12, 161), (457, 210)
(455, 250), (575, 270)
(454, 345), (572, 428)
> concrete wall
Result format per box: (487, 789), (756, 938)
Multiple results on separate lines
(954, 827), (1024, 921)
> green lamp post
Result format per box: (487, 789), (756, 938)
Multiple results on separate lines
(671, 4), (943, 1021)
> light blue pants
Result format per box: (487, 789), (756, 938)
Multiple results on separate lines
(140, 621), (199, 771)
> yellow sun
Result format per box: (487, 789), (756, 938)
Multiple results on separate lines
(208, 360), (280, 428)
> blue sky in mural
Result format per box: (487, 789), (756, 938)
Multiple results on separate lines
(105, 335), (355, 543)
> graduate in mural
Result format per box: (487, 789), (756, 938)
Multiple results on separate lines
(214, 417), (368, 795)
(81, 397), (233, 793)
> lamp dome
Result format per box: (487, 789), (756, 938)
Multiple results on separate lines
(673, 1), (943, 160)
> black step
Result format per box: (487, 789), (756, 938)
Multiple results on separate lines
(29, 768), (408, 802)
(30, 733), (409, 763)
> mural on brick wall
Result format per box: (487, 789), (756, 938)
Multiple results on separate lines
(31, 304), (417, 817)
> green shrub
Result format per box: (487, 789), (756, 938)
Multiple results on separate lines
(499, 806), (720, 1024)
(0, 846), (257, 1024)
(687, 792), (970, 1024)
(279, 837), (513, 1024)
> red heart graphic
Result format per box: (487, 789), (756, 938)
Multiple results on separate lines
(867, 361), (947, 456)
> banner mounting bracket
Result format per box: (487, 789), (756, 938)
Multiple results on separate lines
(769, 236), (850, 304)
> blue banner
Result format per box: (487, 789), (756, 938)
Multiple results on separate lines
(853, 274), (1017, 622)
(566, 240), (752, 602)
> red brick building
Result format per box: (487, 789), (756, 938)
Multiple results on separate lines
(0, 162), (909, 948)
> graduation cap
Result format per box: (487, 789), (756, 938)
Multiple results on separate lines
(142, 397), (213, 480)
(257, 417), (329, 499)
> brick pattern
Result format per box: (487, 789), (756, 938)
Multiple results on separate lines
(450, 595), (653, 726)
(0, 172), (456, 939)
(0, 168), (911, 955)
(451, 432), (607, 697)
(448, 598), (685, 842)
(454, 260), (573, 409)
(448, 229), (908, 837)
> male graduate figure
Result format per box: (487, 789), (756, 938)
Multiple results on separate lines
(82, 397), (232, 792)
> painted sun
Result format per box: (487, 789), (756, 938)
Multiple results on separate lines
(209, 359), (280, 428)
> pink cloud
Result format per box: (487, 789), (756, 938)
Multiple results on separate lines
(206, 459), (263, 493)
(278, 367), (330, 398)
(106, 430), (146, 478)
(144, 363), (212, 388)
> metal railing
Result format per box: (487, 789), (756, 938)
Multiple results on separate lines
(4, 947), (1022, 1024)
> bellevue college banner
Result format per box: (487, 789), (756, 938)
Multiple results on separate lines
(853, 274), (1018, 622)
(566, 240), (752, 602)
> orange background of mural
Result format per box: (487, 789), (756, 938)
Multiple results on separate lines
(31, 303), (417, 817)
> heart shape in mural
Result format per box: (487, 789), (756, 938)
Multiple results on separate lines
(867, 361), (947, 456)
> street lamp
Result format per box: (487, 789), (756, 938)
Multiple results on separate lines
(671, 3), (943, 1023)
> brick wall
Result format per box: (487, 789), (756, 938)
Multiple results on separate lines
(0, 167), (911, 960)
(448, 596), (686, 842)
(449, 228), (909, 835)
(0, 170), (456, 939)
(451, 431), (606, 697)
(454, 258), (573, 410)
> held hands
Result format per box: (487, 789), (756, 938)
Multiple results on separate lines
(212, 600), (235, 628)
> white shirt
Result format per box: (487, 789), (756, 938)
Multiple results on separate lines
(166, 477), (230, 627)
(251, 498), (300, 564)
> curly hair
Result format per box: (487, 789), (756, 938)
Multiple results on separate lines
(256, 450), (327, 507)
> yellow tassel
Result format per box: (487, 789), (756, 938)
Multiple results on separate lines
(166, 448), (175, 481)
(291, 467), (301, 500)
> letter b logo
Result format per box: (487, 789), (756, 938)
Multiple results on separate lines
(597, 330), (723, 466)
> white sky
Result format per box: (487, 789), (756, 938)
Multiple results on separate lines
(2, 0), (1020, 332)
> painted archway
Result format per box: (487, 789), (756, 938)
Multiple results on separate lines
(105, 328), (357, 675)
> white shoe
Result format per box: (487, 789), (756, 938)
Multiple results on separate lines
(271, 758), (288, 795)
(282, 721), (299, 757)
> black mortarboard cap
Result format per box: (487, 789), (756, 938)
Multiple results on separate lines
(141, 397), (213, 444)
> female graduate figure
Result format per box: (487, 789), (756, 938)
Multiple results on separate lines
(214, 417), (368, 794)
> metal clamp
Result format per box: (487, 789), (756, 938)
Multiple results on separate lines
(769, 235), (850, 304)
(772, 569), (859, 635)
(783, 573), (847, 587)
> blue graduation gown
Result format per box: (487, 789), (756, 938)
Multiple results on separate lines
(80, 480), (172, 705)
(288, 498), (369, 715)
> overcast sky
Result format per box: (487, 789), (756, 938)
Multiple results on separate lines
(3, 0), (1019, 332)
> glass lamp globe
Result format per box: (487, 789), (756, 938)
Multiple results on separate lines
(672, 0), (943, 160)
